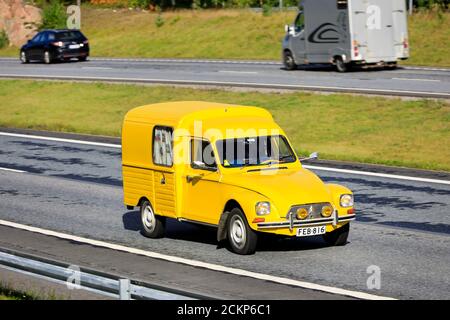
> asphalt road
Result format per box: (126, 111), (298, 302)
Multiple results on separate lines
(0, 57), (449, 98)
(0, 132), (449, 299)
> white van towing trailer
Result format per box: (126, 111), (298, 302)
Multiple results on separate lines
(282, 0), (410, 72)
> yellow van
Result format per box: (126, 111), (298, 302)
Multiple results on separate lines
(122, 101), (355, 255)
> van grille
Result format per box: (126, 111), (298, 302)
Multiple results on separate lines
(286, 203), (333, 220)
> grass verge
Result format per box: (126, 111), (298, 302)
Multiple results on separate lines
(0, 79), (449, 171)
(0, 8), (449, 67)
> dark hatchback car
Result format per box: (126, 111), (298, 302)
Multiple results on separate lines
(20, 29), (89, 64)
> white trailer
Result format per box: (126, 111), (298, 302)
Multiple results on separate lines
(282, 0), (410, 72)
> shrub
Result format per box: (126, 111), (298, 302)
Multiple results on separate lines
(40, 0), (67, 30)
(155, 14), (165, 27)
(0, 30), (9, 49)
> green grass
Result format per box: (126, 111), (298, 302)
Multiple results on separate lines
(1, 8), (449, 67)
(0, 283), (37, 300)
(0, 79), (449, 171)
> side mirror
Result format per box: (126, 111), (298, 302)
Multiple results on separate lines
(300, 152), (319, 162)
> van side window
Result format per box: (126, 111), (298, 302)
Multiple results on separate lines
(191, 139), (217, 170)
(337, 0), (348, 10)
(153, 126), (173, 167)
(294, 12), (304, 32)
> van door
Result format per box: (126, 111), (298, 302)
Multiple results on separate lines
(181, 138), (222, 225)
(355, 0), (396, 61)
(152, 126), (176, 218)
(290, 12), (307, 62)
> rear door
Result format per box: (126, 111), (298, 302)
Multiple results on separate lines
(27, 32), (44, 59)
(351, 0), (396, 61)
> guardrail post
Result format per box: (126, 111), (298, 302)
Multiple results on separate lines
(119, 279), (131, 300)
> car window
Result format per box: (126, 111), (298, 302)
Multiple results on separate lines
(191, 139), (217, 170)
(55, 31), (85, 41)
(152, 126), (173, 167)
(31, 33), (43, 43)
(47, 32), (55, 42)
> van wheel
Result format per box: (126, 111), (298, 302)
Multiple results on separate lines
(140, 200), (165, 238)
(227, 208), (258, 255)
(283, 50), (297, 70)
(335, 56), (349, 72)
(322, 223), (350, 246)
(78, 56), (87, 62)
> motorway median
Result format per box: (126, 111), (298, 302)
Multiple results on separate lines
(0, 79), (449, 171)
(0, 8), (449, 67)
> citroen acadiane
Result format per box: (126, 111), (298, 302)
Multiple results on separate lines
(121, 101), (355, 255)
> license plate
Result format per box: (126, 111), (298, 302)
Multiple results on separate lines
(297, 225), (326, 237)
(69, 44), (80, 49)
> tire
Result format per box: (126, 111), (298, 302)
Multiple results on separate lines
(335, 56), (349, 73)
(20, 51), (29, 64)
(140, 200), (165, 238)
(322, 223), (350, 246)
(78, 56), (87, 62)
(227, 208), (258, 255)
(283, 50), (297, 71)
(43, 51), (51, 64)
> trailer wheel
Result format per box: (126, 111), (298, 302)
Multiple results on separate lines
(227, 208), (258, 255)
(335, 56), (349, 73)
(283, 50), (297, 71)
(140, 200), (165, 238)
(322, 223), (350, 246)
(385, 62), (397, 70)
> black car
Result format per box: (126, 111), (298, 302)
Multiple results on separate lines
(20, 29), (89, 64)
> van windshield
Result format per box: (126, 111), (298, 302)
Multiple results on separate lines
(215, 135), (296, 168)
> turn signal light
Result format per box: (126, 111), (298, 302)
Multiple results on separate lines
(252, 217), (265, 223)
(347, 208), (355, 215)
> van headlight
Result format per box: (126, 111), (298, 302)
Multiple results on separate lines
(340, 194), (354, 208)
(255, 202), (271, 216)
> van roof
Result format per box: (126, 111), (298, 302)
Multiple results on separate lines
(124, 101), (274, 126)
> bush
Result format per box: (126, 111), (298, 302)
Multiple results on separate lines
(155, 14), (164, 27)
(40, 0), (67, 30)
(0, 30), (9, 49)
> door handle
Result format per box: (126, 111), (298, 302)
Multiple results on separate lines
(186, 174), (202, 183)
(160, 177), (165, 185)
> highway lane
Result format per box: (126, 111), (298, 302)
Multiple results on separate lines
(0, 133), (449, 299)
(0, 58), (449, 98)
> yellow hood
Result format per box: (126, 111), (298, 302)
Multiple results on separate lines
(221, 167), (333, 217)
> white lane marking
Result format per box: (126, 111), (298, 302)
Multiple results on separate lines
(82, 67), (113, 70)
(0, 167), (26, 173)
(0, 74), (449, 98)
(303, 165), (450, 186)
(392, 78), (441, 82)
(1, 131), (449, 185)
(0, 219), (395, 300)
(218, 70), (259, 74)
(0, 132), (121, 149)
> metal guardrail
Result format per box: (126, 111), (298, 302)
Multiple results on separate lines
(0, 247), (210, 300)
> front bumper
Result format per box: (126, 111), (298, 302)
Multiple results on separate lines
(256, 211), (356, 230)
